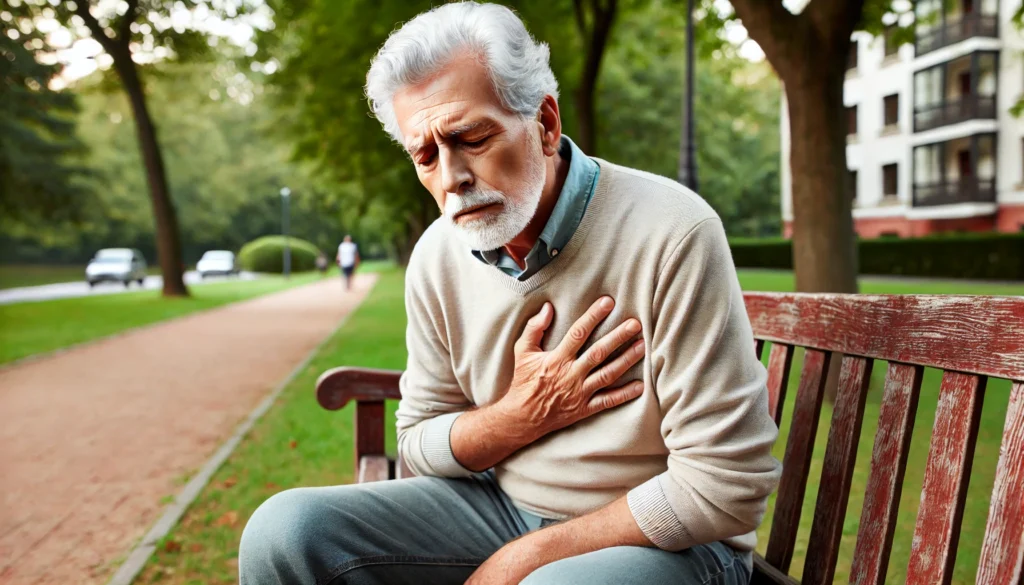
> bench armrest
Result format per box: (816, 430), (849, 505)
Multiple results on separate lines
(316, 367), (403, 410)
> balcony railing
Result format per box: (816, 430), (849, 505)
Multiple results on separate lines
(914, 95), (997, 132)
(913, 178), (996, 207)
(916, 13), (999, 55)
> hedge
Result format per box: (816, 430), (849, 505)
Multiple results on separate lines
(238, 236), (321, 274)
(729, 232), (1024, 281)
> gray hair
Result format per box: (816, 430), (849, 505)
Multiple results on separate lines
(365, 2), (559, 144)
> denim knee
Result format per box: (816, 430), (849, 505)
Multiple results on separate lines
(239, 488), (335, 585)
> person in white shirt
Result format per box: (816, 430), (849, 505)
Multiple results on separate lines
(336, 235), (360, 291)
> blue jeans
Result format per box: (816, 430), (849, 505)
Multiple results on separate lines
(239, 472), (751, 584)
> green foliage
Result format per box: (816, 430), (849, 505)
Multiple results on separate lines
(238, 235), (321, 274)
(730, 233), (1024, 281)
(0, 8), (94, 232)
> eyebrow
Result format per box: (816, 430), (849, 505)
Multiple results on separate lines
(406, 121), (486, 157)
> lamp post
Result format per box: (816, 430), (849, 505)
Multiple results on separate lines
(677, 0), (698, 192)
(280, 187), (291, 278)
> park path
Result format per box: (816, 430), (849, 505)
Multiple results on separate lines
(0, 274), (377, 585)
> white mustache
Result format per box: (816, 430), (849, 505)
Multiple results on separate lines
(445, 189), (506, 218)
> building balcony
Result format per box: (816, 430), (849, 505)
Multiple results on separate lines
(913, 177), (996, 207)
(915, 13), (999, 56)
(914, 94), (997, 132)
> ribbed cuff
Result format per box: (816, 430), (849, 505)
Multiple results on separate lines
(420, 412), (472, 477)
(627, 475), (689, 551)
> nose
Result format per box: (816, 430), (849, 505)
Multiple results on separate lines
(439, 146), (473, 195)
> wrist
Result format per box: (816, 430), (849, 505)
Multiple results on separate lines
(491, 394), (547, 446)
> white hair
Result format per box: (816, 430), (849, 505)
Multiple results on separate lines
(365, 2), (559, 143)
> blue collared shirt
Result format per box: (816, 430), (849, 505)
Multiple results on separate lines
(472, 136), (599, 280)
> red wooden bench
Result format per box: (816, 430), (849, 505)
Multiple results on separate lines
(315, 292), (1024, 584)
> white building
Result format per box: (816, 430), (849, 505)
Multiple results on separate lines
(780, 0), (1024, 237)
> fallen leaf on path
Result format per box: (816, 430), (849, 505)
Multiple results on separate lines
(289, 439), (298, 449)
(214, 511), (239, 527)
(221, 477), (237, 488)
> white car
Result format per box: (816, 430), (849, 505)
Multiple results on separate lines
(196, 250), (238, 279)
(86, 248), (147, 288)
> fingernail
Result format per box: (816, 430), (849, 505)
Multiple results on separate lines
(601, 297), (614, 310)
(626, 319), (641, 333)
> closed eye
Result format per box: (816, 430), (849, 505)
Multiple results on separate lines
(463, 136), (489, 148)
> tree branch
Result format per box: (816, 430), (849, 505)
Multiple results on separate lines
(572, 0), (588, 39)
(73, 1), (118, 55)
(805, 0), (866, 48)
(117, 0), (140, 45)
(729, 0), (808, 79)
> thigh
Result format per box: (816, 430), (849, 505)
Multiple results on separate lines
(520, 542), (750, 585)
(240, 473), (528, 585)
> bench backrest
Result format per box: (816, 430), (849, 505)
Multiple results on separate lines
(744, 293), (1024, 585)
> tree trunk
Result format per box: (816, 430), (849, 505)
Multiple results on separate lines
(112, 48), (189, 297)
(784, 66), (859, 294)
(573, 0), (617, 155)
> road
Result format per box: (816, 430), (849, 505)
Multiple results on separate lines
(0, 271), (258, 306)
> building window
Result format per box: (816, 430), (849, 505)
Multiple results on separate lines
(883, 26), (899, 57)
(883, 164), (899, 197)
(847, 105), (858, 136)
(848, 170), (858, 201)
(847, 39), (858, 70)
(884, 94), (900, 127)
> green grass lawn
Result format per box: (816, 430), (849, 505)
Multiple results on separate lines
(133, 268), (1020, 585)
(0, 272), (325, 365)
(0, 264), (170, 289)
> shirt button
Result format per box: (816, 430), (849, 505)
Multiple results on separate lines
(551, 248), (559, 257)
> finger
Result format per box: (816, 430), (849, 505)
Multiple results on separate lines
(574, 317), (642, 374)
(554, 296), (615, 358)
(586, 380), (645, 415)
(582, 339), (646, 394)
(515, 302), (553, 354)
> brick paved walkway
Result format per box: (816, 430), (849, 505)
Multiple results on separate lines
(0, 274), (377, 585)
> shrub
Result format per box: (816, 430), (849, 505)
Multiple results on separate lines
(238, 236), (321, 274)
(729, 232), (1024, 281)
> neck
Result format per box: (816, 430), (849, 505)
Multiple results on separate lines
(503, 150), (570, 267)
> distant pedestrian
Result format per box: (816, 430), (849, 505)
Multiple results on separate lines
(316, 252), (329, 276)
(336, 235), (360, 291)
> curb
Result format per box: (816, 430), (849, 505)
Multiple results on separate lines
(103, 278), (373, 585)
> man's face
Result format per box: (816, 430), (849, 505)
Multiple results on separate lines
(393, 54), (546, 250)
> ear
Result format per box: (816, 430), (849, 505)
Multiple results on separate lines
(536, 95), (562, 157)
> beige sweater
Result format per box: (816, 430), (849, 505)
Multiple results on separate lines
(396, 159), (781, 552)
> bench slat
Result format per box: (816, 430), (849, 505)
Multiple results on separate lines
(357, 455), (391, 483)
(802, 356), (874, 585)
(851, 362), (924, 585)
(745, 293), (1024, 381)
(976, 381), (1024, 584)
(906, 371), (987, 585)
(765, 349), (831, 573)
(766, 344), (795, 425)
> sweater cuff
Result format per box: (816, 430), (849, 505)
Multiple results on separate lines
(627, 475), (691, 551)
(420, 412), (472, 477)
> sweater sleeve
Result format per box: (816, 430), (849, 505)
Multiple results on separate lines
(626, 218), (782, 551)
(394, 274), (475, 478)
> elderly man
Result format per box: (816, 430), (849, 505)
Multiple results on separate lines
(239, 3), (781, 584)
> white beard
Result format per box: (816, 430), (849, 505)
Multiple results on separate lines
(444, 152), (545, 251)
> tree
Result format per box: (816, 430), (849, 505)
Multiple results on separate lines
(0, 6), (92, 234)
(16, 1), (221, 296)
(725, 0), (870, 293)
(571, 0), (618, 155)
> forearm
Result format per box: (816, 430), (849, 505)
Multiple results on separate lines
(527, 497), (651, 558)
(449, 400), (539, 472)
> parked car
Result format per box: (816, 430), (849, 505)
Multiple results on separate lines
(86, 248), (147, 288)
(196, 250), (238, 279)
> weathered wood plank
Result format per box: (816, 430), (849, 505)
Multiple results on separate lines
(976, 381), (1024, 585)
(906, 372), (987, 585)
(357, 455), (390, 483)
(765, 349), (831, 573)
(766, 344), (795, 425)
(744, 293), (1024, 381)
(752, 553), (800, 585)
(851, 362), (925, 585)
(802, 356), (873, 585)
(355, 400), (386, 465)
(316, 366), (402, 410)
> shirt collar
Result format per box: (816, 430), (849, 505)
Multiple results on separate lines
(472, 136), (598, 274)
